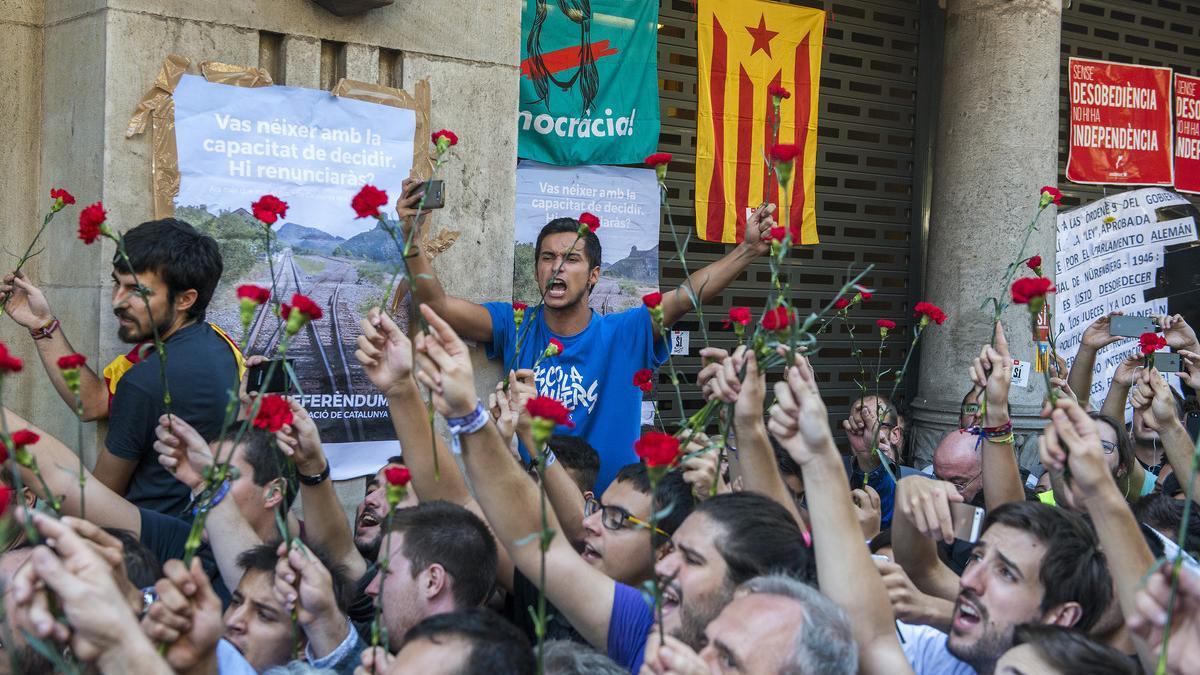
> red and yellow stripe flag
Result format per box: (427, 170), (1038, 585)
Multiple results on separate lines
(696, 0), (824, 244)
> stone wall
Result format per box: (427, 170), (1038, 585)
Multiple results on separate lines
(2, 0), (519, 513)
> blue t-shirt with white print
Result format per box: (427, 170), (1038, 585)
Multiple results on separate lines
(483, 302), (668, 492)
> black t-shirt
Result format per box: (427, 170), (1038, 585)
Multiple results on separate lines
(106, 322), (240, 516)
(504, 569), (587, 646)
(138, 508), (231, 604)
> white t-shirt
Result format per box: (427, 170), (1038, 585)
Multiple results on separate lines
(898, 621), (977, 675)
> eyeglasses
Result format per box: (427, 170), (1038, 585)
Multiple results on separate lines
(1101, 441), (1117, 455)
(584, 497), (669, 538)
(935, 471), (982, 494)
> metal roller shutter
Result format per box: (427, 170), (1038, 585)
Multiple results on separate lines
(653, 0), (922, 438)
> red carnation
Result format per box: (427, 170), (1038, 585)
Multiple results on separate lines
(50, 188), (76, 207)
(1026, 255), (1042, 271)
(513, 301), (528, 312)
(351, 185), (389, 219)
(643, 292), (663, 309)
(432, 129), (459, 148)
(855, 285), (873, 301)
(727, 307), (752, 327)
(766, 226), (787, 243)
(634, 431), (681, 469)
(0, 485), (11, 518)
(834, 298), (850, 310)
(252, 394), (293, 433)
(56, 353), (87, 370)
(633, 369), (654, 393)
(768, 84), (791, 100)
(1139, 332), (1168, 356)
(289, 294), (323, 321)
(10, 429), (39, 448)
(761, 306), (794, 332)
(770, 144), (801, 163)
(251, 194), (288, 225)
(78, 202), (107, 244)
(1040, 186), (1063, 207)
(526, 396), (574, 427)
(578, 212), (601, 233)
(385, 465), (412, 487)
(913, 301), (947, 326)
(543, 338), (564, 358)
(237, 285), (270, 304)
(0, 343), (22, 374)
(1010, 277), (1055, 305)
(876, 319), (897, 331)
(644, 152), (673, 168)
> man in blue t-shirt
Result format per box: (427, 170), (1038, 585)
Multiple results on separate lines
(399, 180), (778, 490)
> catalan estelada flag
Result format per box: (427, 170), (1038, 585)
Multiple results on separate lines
(696, 0), (824, 244)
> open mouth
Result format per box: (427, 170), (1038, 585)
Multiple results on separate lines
(580, 542), (602, 563)
(547, 279), (568, 299)
(357, 512), (381, 530)
(952, 597), (982, 632)
(661, 584), (681, 614)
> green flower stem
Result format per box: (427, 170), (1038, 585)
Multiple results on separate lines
(0, 380), (41, 544)
(1156, 430), (1200, 675)
(532, 431), (554, 675)
(371, 508), (398, 651)
(74, 391), (85, 520)
(983, 205), (1048, 341)
(659, 188), (710, 345)
(0, 209), (57, 318)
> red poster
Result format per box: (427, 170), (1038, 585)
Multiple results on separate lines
(1067, 57), (1173, 186)
(1175, 73), (1200, 194)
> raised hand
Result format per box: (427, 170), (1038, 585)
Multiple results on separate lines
(0, 271), (54, 329)
(1178, 350), (1200, 389)
(153, 414), (212, 491)
(766, 352), (835, 466)
(354, 646), (394, 675)
(1130, 368), (1181, 432)
(273, 541), (347, 656)
(640, 631), (709, 675)
(741, 202), (778, 257)
(1039, 396), (1113, 500)
(414, 303), (478, 418)
(10, 511), (152, 665)
(141, 558), (224, 673)
(852, 486), (882, 540)
(679, 433), (721, 499)
(894, 476), (963, 545)
(874, 558), (952, 629)
(1128, 562), (1200, 674)
(1080, 312), (1123, 351)
(395, 175), (434, 237)
(970, 321), (1012, 427)
(697, 346), (732, 403)
(1156, 313), (1200, 353)
(275, 398), (326, 477)
(356, 307), (415, 398)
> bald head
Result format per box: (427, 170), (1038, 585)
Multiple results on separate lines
(933, 430), (982, 502)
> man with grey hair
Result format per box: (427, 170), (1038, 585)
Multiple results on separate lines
(639, 574), (857, 674)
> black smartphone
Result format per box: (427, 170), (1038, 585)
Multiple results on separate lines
(1110, 315), (1158, 337)
(1154, 353), (1182, 373)
(407, 179), (445, 209)
(246, 359), (294, 394)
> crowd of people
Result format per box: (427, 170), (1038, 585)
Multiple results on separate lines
(0, 186), (1199, 675)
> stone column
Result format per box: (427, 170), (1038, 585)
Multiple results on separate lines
(911, 0), (1062, 467)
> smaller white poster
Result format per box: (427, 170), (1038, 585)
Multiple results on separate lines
(670, 330), (690, 356)
(1054, 188), (1196, 414)
(514, 160), (661, 314)
(1010, 359), (1031, 389)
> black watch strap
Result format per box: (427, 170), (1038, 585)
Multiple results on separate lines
(298, 461), (330, 486)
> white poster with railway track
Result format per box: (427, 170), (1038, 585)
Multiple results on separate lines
(514, 160), (661, 314)
(173, 74), (416, 478)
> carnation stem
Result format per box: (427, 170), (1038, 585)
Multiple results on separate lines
(0, 210), (56, 318)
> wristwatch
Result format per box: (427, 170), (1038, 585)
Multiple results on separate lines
(298, 461), (330, 486)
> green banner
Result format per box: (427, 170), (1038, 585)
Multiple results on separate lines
(518, 0), (661, 166)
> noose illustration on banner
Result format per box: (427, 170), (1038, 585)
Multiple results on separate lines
(525, 0), (598, 114)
